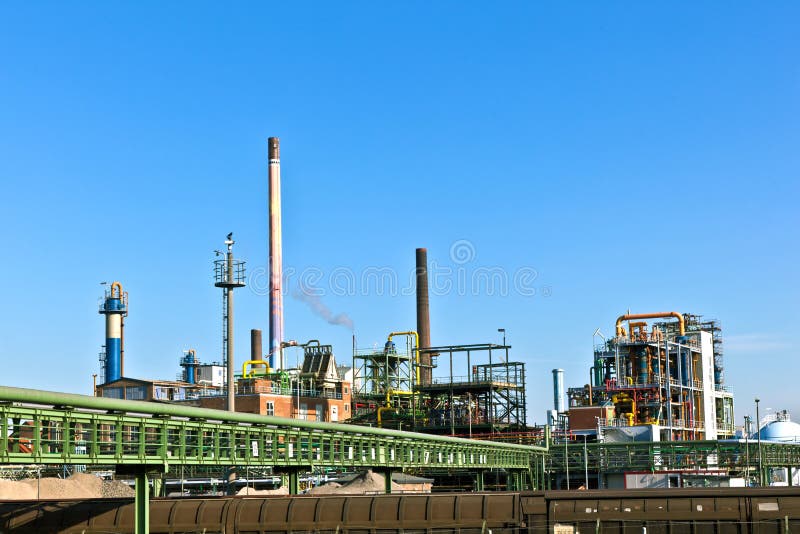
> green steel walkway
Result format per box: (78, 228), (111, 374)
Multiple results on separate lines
(0, 386), (547, 533)
(548, 439), (800, 488)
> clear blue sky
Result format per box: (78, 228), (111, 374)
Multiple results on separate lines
(1, 2), (798, 425)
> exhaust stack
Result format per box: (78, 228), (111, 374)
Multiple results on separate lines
(552, 368), (565, 413)
(416, 248), (432, 385)
(268, 137), (284, 369)
(251, 329), (263, 361)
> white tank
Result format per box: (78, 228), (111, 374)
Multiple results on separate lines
(756, 411), (800, 442)
(758, 420), (800, 442)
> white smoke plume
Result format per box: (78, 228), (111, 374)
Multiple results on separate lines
(292, 289), (354, 331)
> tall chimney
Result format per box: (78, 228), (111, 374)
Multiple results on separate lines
(552, 368), (565, 413)
(416, 248), (432, 385)
(251, 329), (263, 361)
(268, 137), (284, 369)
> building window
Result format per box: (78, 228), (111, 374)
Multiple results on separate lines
(344, 404), (349, 412)
(125, 386), (146, 400)
(266, 401), (275, 416)
(344, 387), (348, 394)
(103, 387), (123, 399)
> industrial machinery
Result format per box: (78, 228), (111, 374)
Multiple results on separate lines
(352, 336), (528, 436)
(564, 312), (735, 442)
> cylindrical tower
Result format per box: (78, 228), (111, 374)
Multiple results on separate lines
(415, 248), (432, 385)
(99, 281), (127, 384)
(552, 368), (565, 413)
(268, 137), (284, 370)
(181, 349), (199, 385)
(251, 329), (263, 361)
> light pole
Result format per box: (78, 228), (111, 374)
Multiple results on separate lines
(564, 434), (569, 490)
(744, 415), (751, 486)
(756, 398), (763, 486)
(582, 434), (589, 489)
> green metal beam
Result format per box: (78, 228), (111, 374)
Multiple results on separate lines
(0, 386), (544, 472)
(134, 472), (149, 534)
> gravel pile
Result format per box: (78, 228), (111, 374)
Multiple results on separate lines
(101, 479), (135, 498)
(309, 470), (402, 495)
(0, 473), (133, 500)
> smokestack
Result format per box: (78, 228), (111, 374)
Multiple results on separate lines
(416, 248), (432, 385)
(268, 137), (284, 370)
(251, 329), (263, 361)
(552, 368), (565, 413)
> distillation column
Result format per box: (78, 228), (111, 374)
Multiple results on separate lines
(99, 282), (127, 384)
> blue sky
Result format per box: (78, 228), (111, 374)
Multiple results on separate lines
(0, 2), (798, 425)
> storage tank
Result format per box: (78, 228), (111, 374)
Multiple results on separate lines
(757, 413), (800, 443)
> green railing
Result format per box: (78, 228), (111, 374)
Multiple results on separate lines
(0, 386), (544, 472)
(547, 439), (800, 485)
(0, 385), (549, 534)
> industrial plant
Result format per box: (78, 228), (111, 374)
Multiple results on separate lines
(4, 135), (800, 529)
(553, 312), (735, 443)
(86, 137), (794, 481)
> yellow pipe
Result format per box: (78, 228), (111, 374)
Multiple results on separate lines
(387, 331), (420, 386)
(242, 359), (270, 379)
(110, 281), (123, 299)
(615, 312), (685, 337)
(625, 413), (634, 426)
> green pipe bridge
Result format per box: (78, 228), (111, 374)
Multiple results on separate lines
(0, 386), (546, 533)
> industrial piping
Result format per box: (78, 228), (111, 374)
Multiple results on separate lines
(615, 312), (685, 337)
(268, 137), (284, 370)
(415, 248), (432, 385)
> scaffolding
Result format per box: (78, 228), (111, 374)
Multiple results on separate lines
(351, 337), (417, 427)
(351, 340), (528, 435)
(415, 344), (527, 435)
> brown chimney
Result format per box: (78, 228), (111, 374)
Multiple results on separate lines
(251, 329), (263, 361)
(416, 248), (432, 385)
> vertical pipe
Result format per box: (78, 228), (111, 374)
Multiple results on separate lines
(415, 248), (432, 385)
(251, 329), (263, 361)
(664, 339), (672, 441)
(756, 398), (763, 486)
(120, 314), (125, 378)
(227, 250), (235, 412)
(268, 137), (284, 370)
